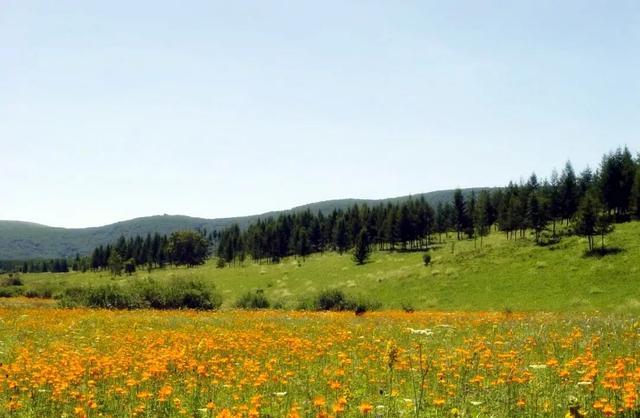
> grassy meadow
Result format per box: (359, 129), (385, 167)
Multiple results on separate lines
(11, 220), (640, 313)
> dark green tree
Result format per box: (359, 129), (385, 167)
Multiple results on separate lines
(528, 191), (547, 243)
(574, 193), (599, 252)
(559, 161), (578, 224)
(167, 230), (210, 267)
(333, 216), (349, 254)
(352, 228), (371, 265)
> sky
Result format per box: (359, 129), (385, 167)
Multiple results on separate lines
(1, 1), (639, 228)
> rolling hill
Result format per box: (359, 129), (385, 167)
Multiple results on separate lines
(0, 188), (489, 260)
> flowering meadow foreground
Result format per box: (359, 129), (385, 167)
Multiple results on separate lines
(0, 299), (639, 417)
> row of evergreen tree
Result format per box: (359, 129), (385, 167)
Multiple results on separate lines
(7, 146), (638, 273)
(216, 146), (640, 264)
(1, 258), (74, 274)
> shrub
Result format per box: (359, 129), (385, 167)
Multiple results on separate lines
(160, 278), (222, 310)
(401, 301), (416, 313)
(2, 274), (23, 286)
(58, 278), (223, 310)
(309, 290), (381, 312)
(314, 289), (354, 311)
(86, 284), (144, 309)
(235, 289), (271, 309)
(58, 286), (90, 307)
(0, 286), (22, 298)
(24, 285), (54, 299)
(422, 253), (432, 266)
(124, 259), (136, 275)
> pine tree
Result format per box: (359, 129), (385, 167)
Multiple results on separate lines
(560, 161), (578, 224)
(453, 189), (468, 240)
(547, 169), (562, 236)
(352, 228), (371, 265)
(333, 216), (349, 254)
(632, 166), (640, 219)
(574, 193), (599, 252)
(474, 191), (491, 248)
(528, 192), (547, 244)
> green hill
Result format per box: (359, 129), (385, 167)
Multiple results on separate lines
(14, 220), (640, 313)
(0, 188), (487, 260)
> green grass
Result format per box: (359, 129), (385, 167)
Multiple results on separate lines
(9, 221), (640, 312)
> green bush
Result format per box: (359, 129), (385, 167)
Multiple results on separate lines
(314, 289), (353, 311)
(58, 278), (223, 310)
(306, 289), (381, 313)
(422, 253), (432, 266)
(0, 286), (22, 298)
(86, 284), (144, 309)
(58, 286), (90, 307)
(235, 289), (270, 309)
(157, 278), (221, 310)
(24, 285), (54, 299)
(2, 274), (23, 286)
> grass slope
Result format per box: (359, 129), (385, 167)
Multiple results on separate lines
(0, 188), (486, 260)
(14, 221), (640, 313)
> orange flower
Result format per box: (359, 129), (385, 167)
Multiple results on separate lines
(358, 402), (373, 414)
(313, 396), (326, 408)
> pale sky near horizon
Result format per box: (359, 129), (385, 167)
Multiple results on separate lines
(1, 1), (639, 228)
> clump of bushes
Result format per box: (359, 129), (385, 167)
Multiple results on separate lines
(58, 277), (223, 310)
(24, 285), (55, 299)
(300, 289), (381, 313)
(0, 286), (23, 298)
(0, 274), (24, 297)
(235, 289), (271, 309)
(2, 273), (23, 287)
(401, 301), (416, 313)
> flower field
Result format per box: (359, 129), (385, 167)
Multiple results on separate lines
(0, 299), (639, 417)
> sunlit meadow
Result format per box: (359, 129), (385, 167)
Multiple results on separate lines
(0, 299), (638, 417)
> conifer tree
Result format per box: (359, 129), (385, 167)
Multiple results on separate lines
(352, 228), (371, 265)
(574, 193), (599, 252)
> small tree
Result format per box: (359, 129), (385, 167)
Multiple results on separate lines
(352, 228), (371, 265)
(574, 193), (598, 251)
(595, 210), (614, 251)
(108, 251), (123, 276)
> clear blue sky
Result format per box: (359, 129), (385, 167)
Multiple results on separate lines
(1, 1), (638, 228)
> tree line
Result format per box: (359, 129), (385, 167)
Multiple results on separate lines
(215, 146), (640, 264)
(4, 145), (638, 274)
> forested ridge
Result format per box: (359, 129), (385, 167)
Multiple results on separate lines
(215, 146), (639, 265)
(3, 146), (639, 274)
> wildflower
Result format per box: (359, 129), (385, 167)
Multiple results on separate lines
(433, 398), (446, 407)
(313, 396), (326, 408)
(359, 402), (373, 414)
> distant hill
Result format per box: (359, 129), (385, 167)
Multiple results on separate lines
(0, 188), (489, 259)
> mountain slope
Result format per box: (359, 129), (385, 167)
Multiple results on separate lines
(0, 188), (488, 259)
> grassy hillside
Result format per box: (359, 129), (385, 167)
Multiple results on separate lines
(0, 188), (486, 259)
(13, 220), (640, 313)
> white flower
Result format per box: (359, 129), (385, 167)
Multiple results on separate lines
(407, 327), (434, 336)
(529, 364), (547, 370)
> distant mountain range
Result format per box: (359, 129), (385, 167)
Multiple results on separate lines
(0, 188), (488, 259)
